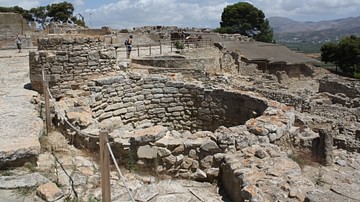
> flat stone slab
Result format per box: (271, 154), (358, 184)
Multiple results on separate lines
(0, 51), (43, 168)
(0, 172), (49, 189)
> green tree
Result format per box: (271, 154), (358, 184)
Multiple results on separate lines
(47, 1), (74, 22)
(29, 1), (85, 29)
(29, 6), (48, 28)
(321, 35), (360, 76)
(219, 2), (273, 42)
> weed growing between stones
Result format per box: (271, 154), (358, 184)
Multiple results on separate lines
(24, 161), (37, 172)
(314, 167), (325, 186)
(64, 197), (100, 202)
(126, 151), (136, 172)
(12, 186), (36, 197)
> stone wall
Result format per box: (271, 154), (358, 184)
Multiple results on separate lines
(255, 62), (314, 78)
(0, 12), (32, 36)
(131, 56), (216, 70)
(29, 36), (117, 98)
(90, 73), (268, 132)
(319, 77), (360, 99)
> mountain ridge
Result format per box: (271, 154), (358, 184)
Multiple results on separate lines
(268, 16), (360, 53)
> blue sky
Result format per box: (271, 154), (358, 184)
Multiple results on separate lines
(1, 0), (360, 28)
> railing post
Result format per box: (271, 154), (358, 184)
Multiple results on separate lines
(42, 68), (51, 134)
(137, 45), (140, 57)
(100, 130), (111, 202)
(170, 42), (172, 52)
(43, 80), (51, 133)
(149, 45), (152, 55)
(160, 43), (162, 55)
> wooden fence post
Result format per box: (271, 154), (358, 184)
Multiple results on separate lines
(160, 43), (162, 55)
(100, 130), (111, 202)
(43, 80), (51, 133)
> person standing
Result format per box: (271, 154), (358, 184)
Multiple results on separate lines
(16, 34), (22, 53)
(125, 35), (133, 59)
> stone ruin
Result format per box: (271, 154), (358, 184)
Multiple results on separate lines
(29, 35), (360, 201)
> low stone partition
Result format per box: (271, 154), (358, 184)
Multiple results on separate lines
(104, 97), (296, 178)
(90, 73), (268, 132)
(319, 77), (360, 99)
(100, 97), (298, 200)
(131, 55), (216, 70)
(29, 36), (117, 98)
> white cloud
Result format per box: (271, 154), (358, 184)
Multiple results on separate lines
(1, 0), (359, 28)
(0, 0), (41, 9)
(83, 0), (229, 28)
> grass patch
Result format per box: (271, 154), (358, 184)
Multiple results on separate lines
(314, 168), (326, 186)
(12, 186), (36, 197)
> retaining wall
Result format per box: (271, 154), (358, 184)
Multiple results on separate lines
(90, 74), (268, 132)
(29, 36), (117, 98)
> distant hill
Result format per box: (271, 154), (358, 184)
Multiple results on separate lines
(268, 16), (360, 53)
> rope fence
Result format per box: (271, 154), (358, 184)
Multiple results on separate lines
(114, 38), (213, 59)
(42, 70), (135, 202)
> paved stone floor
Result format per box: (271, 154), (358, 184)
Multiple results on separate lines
(0, 48), (43, 168)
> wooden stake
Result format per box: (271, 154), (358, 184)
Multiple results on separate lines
(43, 80), (51, 133)
(100, 130), (111, 202)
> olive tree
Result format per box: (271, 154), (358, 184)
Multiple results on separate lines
(219, 2), (273, 42)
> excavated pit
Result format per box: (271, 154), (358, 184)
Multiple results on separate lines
(30, 36), (318, 201)
(90, 74), (268, 132)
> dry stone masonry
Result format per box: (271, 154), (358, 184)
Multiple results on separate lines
(30, 36), (117, 98)
(24, 34), (360, 202)
(90, 73), (268, 132)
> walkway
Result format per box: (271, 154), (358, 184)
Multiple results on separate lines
(0, 49), (43, 168)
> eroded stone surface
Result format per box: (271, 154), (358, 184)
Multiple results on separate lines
(0, 51), (43, 168)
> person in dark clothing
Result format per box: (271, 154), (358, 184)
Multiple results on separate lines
(16, 34), (22, 53)
(125, 35), (133, 59)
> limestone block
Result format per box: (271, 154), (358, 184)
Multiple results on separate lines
(129, 125), (167, 145)
(88, 50), (100, 61)
(0, 173), (49, 189)
(184, 138), (207, 149)
(98, 112), (112, 121)
(163, 87), (178, 94)
(36, 182), (63, 202)
(257, 136), (270, 144)
(123, 112), (134, 119)
(176, 154), (184, 164)
(205, 168), (220, 180)
(240, 185), (263, 202)
(137, 145), (158, 159)
(191, 168), (207, 180)
(200, 155), (214, 169)
(172, 144), (185, 155)
(192, 160), (199, 170)
(188, 149), (197, 159)
(167, 106), (184, 112)
(181, 157), (193, 169)
(113, 108), (127, 116)
(268, 133), (277, 143)
(164, 155), (176, 165)
(161, 97), (175, 103)
(100, 48), (116, 59)
(157, 147), (171, 157)
(200, 139), (221, 153)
